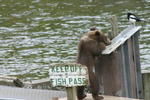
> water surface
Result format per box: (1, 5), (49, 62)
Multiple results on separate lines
(0, 0), (149, 80)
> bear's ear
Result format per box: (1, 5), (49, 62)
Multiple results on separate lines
(95, 30), (100, 36)
(90, 27), (97, 31)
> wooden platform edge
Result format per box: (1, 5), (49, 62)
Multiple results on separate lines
(0, 76), (51, 89)
(59, 94), (142, 100)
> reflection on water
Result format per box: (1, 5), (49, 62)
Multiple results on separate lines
(0, 0), (149, 80)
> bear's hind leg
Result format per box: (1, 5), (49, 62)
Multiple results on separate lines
(77, 86), (87, 100)
(89, 69), (104, 100)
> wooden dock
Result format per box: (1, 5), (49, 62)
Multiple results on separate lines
(0, 85), (142, 100)
(0, 86), (66, 100)
(60, 94), (142, 100)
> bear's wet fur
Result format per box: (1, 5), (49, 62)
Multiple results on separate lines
(77, 28), (111, 100)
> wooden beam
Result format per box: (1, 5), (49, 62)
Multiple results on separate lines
(0, 98), (23, 100)
(142, 70), (150, 100)
(133, 31), (143, 98)
(102, 26), (142, 54)
(66, 87), (77, 100)
(59, 94), (142, 100)
(108, 15), (119, 39)
(0, 75), (17, 87)
(0, 86), (66, 100)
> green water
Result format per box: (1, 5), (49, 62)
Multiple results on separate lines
(0, 0), (149, 80)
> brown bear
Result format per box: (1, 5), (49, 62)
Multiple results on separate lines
(77, 28), (111, 100)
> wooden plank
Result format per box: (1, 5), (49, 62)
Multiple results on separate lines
(132, 31), (143, 99)
(122, 41), (132, 97)
(0, 76), (52, 89)
(0, 98), (23, 100)
(120, 37), (140, 98)
(95, 52), (122, 96)
(0, 76), (17, 87)
(108, 15), (119, 39)
(119, 45), (129, 97)
(132, 32), (143, 99)
(102, 26), (141, 54)
(66, 87), (77, 100)
(142, 71), (150, 100)
(142, 70), (150, 74)
(25, 78), (51, 89)
(0, 86), (66, 100)
(60, 94), (142, 100)
(127, 38), (137, 98)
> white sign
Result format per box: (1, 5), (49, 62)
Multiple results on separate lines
(49, 63), (88, 87)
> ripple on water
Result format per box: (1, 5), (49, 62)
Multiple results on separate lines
(0, 0), (149, 80)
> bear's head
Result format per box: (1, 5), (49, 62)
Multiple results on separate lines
(87, 30), (111, 45)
